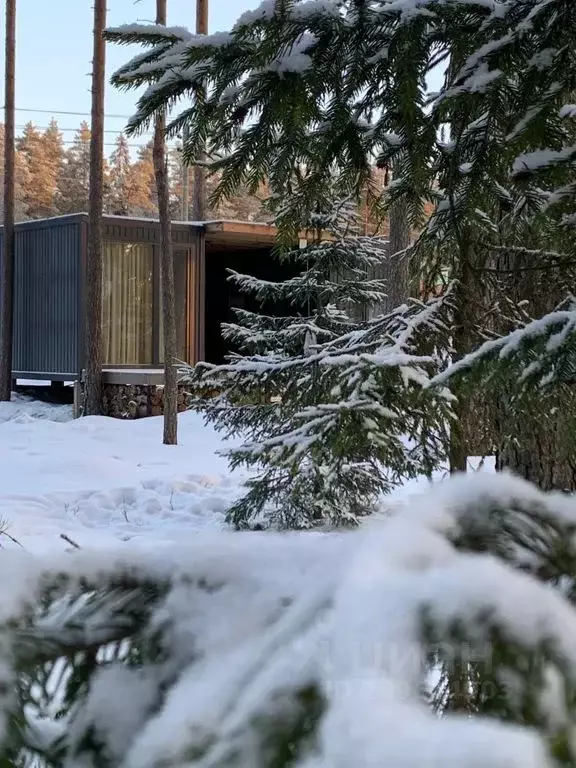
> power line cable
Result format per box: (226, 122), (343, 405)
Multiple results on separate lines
(15, 124), (154, 135)
(62, 142), (151, 148)
(14, 107), (133, 118)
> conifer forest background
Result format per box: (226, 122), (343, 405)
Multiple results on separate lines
(0, 120), (270, 223)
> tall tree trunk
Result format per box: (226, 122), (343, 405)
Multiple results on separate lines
(154, 0), (178, 446)
(0, 0), (16, 402)
(449, 257), (476, 475)
(493, 252), (576, 490)
(181, 125), (190, 220)
(381, 197), (410, 313)
(191, 0), (208, 221)
(84, 0), (106, 415)
(495, 405), (576, 490)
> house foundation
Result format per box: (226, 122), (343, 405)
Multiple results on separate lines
(97, 369), (191, 419)
(101, 382), (191, 419)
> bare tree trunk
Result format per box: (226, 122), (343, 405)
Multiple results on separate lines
(154, 0), (178, 445)
(449, 258), (476, 475)
(191, 0), (208, 221)
(0, 0), (16, 402)
(84, 0), (106, 415)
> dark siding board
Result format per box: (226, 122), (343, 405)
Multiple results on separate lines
(3, 214), (87, 234)
(11, 222), (81, 377)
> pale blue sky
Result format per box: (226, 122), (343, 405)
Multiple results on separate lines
(0, 0), (261, 151)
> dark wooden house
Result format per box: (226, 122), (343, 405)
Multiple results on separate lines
(0, 214), (294, 391)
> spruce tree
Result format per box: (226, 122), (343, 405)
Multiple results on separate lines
(107, 0), (576, 489)
(125, 141), (157, 217)
(107, 134), (132, 215)
(16, 121), (61, 219)
(181, 198), (450, 529)
(0, 123), (29, 222)
(413, 0), (576, 479)
(40, 120), (64, 217)
(57, 122), (92, 214)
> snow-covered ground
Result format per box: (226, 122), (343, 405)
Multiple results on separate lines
(0, 395), (493, 553)
(0, 395), (242, 552)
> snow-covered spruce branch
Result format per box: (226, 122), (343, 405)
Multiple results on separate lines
(432, 307), (576, 388)
(4, 474), (576, 765)
(182, 292), (453, 529)
(105, 24), (192, 46)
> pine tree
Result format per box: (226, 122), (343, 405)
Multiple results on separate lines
(57, 122), (92, 214)
(16, 121), (61, 219)
(169, 144), (268, 222)
(209, 173), (268, 222)
(107, 134), (132, 215)
(126, 141), (157, 217)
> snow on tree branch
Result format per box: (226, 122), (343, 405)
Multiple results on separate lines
(431, 308), (576, 387)
(183, 285), (453, 530)
(3, 474), (576, 765)
(105, 23), (192, 45)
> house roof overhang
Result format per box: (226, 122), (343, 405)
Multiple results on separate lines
(203, 220), (333, 250)
(203, 220), (279, 250)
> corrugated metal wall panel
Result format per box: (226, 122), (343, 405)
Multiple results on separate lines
(12, 221), (81, 377)
(1, 215), (203, 379)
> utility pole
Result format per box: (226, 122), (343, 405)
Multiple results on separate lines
(0, 0), (16, 401)
(191, 0), (208, 221)
(84, 0), (106, 415)
(154, 0), (178, 445)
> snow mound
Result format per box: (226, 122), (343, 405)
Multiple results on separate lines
(0, 394), (72, 425)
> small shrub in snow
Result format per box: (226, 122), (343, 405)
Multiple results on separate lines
(3, 474), (576, 766)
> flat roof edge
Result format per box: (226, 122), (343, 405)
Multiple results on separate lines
(0, 213), (88, 232)
(1, 215), (280, 236)
(13, 371), (78, 381)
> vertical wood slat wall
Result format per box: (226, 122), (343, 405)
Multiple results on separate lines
(187, 229), (206, 365)
(101, 218), (204, 367)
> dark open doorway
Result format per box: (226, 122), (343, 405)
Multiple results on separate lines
(205, 247), (300, 364)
